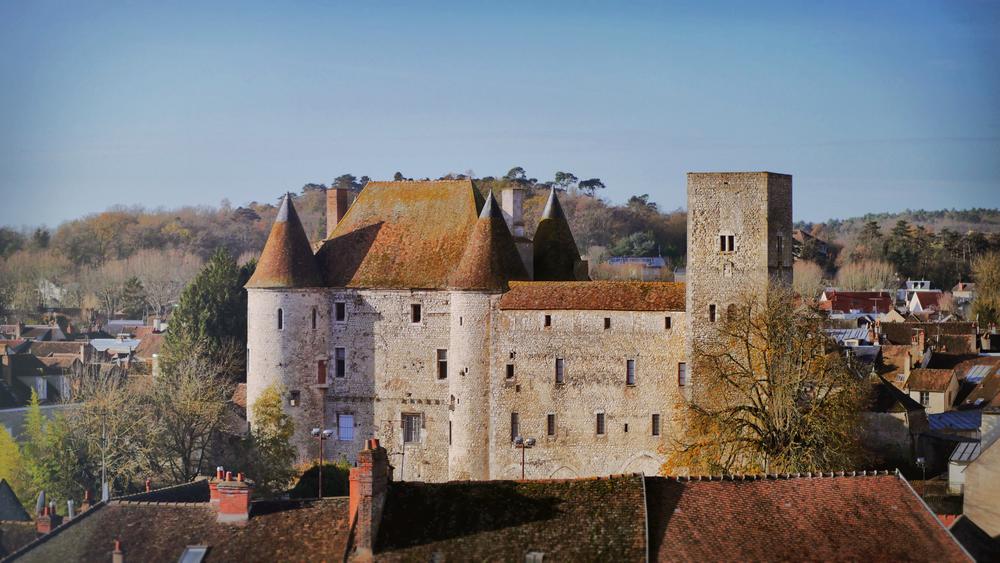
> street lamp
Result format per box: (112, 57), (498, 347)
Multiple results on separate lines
(513, 435), (536, 480)
(916, 456), (927, 496)
(311, 427), (335, 498)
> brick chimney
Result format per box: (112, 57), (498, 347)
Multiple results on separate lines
(327, 187), (351, 237)
(216, 471), (253, 524)
(209, 467), (224, 506)
(36, 504), (62, 535)
(348, 439), (391, 561)
(81, 489), (93, 512)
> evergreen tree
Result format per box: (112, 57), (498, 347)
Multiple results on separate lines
(164, 249), (255, 378)
(120, 276), (148, 318)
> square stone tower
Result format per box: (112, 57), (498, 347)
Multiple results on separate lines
(684, 172), (792, 389)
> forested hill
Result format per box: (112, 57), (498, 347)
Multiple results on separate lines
(796, 208), (1000, 244)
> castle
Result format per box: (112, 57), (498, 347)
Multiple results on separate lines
(245, 172), (792, 481)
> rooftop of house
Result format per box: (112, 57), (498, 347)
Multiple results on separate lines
(948, 516), (1000, 562)
(0, 480), (30, 522)
(819, 291), (894, 314)
(929, 410), (982, 432)
(880, 321), (977, 347)
(870, 376), (925, 413)
(907, 368), (956, 392)
(133, 332), (164, 360)
(499, 281), (686, 311)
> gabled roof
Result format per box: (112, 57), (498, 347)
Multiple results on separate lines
(949, 515), (1000, 562)
(907, 368), (956, 392)
(819, 291), (893, 314)
(870, 376), (925, 413)
(499, 281), (686, 311)
(645, 472), (970, 562)
(911, 291), (944, 310)
(316, 180), (482, 289)
(0, 479), (30, 521)
(532, 188), (584, 281)
(245, 194), (322, 289)
(448, 191), (528, 291)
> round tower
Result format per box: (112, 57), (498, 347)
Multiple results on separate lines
(446, 191), (528, 480)
(245, 194), (326, 463)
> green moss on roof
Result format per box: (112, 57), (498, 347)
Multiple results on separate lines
(245, 194), (321, 288)
(316, 180), (481, 289)
(449, 191), (529, 291)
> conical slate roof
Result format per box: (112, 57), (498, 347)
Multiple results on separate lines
(246, 194), (322, 288)
(449, 191), (529, 291)
(0, 479), (30, 521)
(533, 188), (584, 281)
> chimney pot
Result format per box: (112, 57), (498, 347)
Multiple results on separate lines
(145, 478), (151, 492)
(238, 472), (244, 482)
(216, 466), (224, 479)
(225, 471), (232, 481)
(113, 538), (124, 563)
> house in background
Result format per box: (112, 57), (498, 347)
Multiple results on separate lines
(819, 290), (894, 315)
(909, 291), (945, 314)
(863, 376), (928, 465)
(879, 344), (913, 388)
(963, 408), (1000, 541)
(907, 368), (959, 414)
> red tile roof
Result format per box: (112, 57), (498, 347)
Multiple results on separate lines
(912, 291), (944, 310)
(246, 194), (322, 289)
(820, 291), (894, 313)
(316, 180), (481, 289)
(907, 368), (956, 392)
(448, 192), (528, 291)
(499, 281), (686, 311)
(646, 473), (970, 562)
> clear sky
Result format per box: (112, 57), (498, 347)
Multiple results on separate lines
(1, 0), (998, 228)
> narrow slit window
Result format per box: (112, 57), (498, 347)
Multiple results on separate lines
(626, 359), (636, 385)
(709, 304), (717, 323)
(410, 303), (422, 324)
(312, 307), (317, 330)
(678, 362), (687, 387)
(596, 413), (606, 435)
(555, 358), (565, 384)
(437, 349), (448, 379)
(652, 414), (661, 436)
(510, 412), (520, 441)
(277, 308), (283, 330)
(546, 414), (555, 436)
(506, 364), (515, 379)
(334, 302), (346, 322)
(604, 317), (611, 330)
(335, 347), (346, 378)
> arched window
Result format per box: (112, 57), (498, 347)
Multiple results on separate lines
(277, 308), (284, 330)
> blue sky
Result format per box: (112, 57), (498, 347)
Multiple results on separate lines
(1, 0), (998, 227)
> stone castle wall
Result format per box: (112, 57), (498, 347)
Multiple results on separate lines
(488, 308), (687, 479)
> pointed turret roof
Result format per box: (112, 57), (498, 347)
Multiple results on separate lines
(533, 188), (584, 281)
(0, 479), (30, 521)
(449, 191), (529, 291)
(246, 194), (322, 288)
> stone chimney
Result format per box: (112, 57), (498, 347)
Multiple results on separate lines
(36, 504), (62, 535)
(327, 187), (351, 237)
(348, 438), (391, 561)
(500, 187), (525, 238)
(112, 538), (124, 563)
(216, 471), (253, 524)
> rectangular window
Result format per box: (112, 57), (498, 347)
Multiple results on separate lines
(335, 348), (346, 378)
(449, 420), (452, 445)
(312, 308), (317, 330)
(317, 360), (327, 385)
(410, 303), (422, 323)
(652, 414), (661, 436)
(288, 390), (300, 407)
(277, 308), (283, 330)
(437, 349), (448, 379)
(510, 412), (520, 441)
(719, 234), (735, 253)
(546, 414), (555, 436)
(604, 317), (611, 330)
(665, 316), (671, 329)
(919, 391), (930, 406)
(334, 302), (346, 322)
(338, 414), (354, 441)
(506, 364), (515, 379)
(678, 362), (687, 387)
(402, 414), (421, 443)
(709, 304), (717, 323)
(626, 359), (636, 385)
(544, 314), (552, 328)
(555, 358), (565, 384)
(596, 413), (606, 435)
(776, 235), (784, 258)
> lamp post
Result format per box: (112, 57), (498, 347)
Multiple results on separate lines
(311, 427), (335, 498)
(513, 436), (536, 480)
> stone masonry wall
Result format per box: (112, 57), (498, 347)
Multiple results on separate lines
(488, 308), (687, 479)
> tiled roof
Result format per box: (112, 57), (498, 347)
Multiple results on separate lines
(448, 191), (529, 291)
(499, 281), (686, 311)
(375, 475), (647, 561)
(533, 188), (584, 281)
(11, 490), (351, 562)
(646, 473), (970, 562)
(316, 180), (481, 289)
(26, 342), (84, 356)
(907, 368), (955, 392)
(820, 291), (893, 314)
(869, 376), (924, 413)
(245, 194), (322, 289)
(881, 322), (977, 346)
(912, 291), (944, 309)
(133, 332), (164, 359)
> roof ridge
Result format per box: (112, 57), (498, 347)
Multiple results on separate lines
(660, 470), (894, 481)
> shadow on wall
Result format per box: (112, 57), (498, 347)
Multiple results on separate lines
(375, 481), (562, 550)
